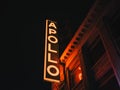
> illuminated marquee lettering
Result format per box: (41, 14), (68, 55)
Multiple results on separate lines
(48, 53), (57, 63)
(44, 19), (60, 83)
(49, 28), (57, 34)
(49, 22), (57, 29)
(48, 35), (58, 44)
(48, 43), (57, 53)
(47, 65), (59, 76)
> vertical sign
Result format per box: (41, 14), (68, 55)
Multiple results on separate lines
(44, 19), (60, 83)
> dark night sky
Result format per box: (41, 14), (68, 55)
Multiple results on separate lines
(1, 0), (96, 90)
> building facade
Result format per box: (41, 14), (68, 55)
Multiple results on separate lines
(52, 0), (120, 90)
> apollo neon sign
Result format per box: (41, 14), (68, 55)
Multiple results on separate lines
(44, 19), (60, 83)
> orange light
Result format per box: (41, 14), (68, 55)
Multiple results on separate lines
(79, 73), (82, 80)
(78, 67), (81, 70)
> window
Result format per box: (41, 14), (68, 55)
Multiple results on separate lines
(88, 36), (105, 66)
(109, 12), (120, 56)
(97, 68), (120, 90)
(103, 10), (120, 56)
(83, 35), (106, 68)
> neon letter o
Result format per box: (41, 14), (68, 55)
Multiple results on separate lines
(47, 65), (59, 76)
(48, 35), (58, 44)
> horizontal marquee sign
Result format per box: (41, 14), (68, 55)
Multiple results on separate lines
(44, 19), (60, 83)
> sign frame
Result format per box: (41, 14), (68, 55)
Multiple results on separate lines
(44, 19), (60, 83)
